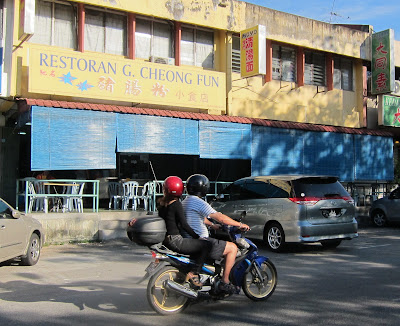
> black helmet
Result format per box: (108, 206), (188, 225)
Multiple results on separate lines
(186, 174), (210, 197)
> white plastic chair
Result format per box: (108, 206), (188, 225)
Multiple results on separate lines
(140, 181), (156, 211)
(122, 181), (140, 210)
(28, 182), (49, 213)
(108, 182), (122, 209)
(72, 183), (85, 213)
(62, 183), (85, 212)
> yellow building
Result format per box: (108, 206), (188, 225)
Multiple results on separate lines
(0, 0), (396, 204)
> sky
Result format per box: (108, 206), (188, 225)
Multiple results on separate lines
(245, 0), (400, 41)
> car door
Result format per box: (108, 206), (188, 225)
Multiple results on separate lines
(212, 178), (269, 240)
(211, 180), (245, 221)
(386, 188), (400, 220)
(0, 200), (27, 261)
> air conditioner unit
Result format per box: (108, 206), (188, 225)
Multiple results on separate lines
(391, 80), (400, 96)
(149, 56), (175, 65)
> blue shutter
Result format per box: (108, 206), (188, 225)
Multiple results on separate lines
(199, 121), (251, 159)
(251, 126), (304, 175)
(31, 106), (116, 171)
(116, 114), (199, 155)
(354, 135), (394, 181)
(303, 131), (355, 181)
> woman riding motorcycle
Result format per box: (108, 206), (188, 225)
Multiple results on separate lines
(157, 176), (212, 287)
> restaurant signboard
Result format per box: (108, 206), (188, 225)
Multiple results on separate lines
(378, 95), (400, 127)
(240, 25), (266, 78)
(371, 29), (395, 95)
(28, 46), (226, 111)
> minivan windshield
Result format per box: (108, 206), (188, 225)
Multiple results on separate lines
(292, 177), (350, 198)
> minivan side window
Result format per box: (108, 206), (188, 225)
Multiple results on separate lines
(220, 180), (244, 201)
(241, 181), (268, 199)
(264, 183), (291, 198)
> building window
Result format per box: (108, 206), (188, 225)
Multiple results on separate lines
(334, 57), (353, 91)
(304, 51), (326, 86)
(135, 18), (173, 60)
(232, 35), (241, 73)
(85, 8), (127, 56)
(29, 0), (76, 49)
(272, 45), (296, 82)
(181, 26), (214, 69)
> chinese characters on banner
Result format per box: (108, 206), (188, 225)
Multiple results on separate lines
(379, 95), (400, 127)
(240, 25), (266, 78)
(28, 46), (226, 111)
(371, 29), (395, 95)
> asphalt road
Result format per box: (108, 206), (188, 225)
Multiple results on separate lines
(1, 222), (399, 326)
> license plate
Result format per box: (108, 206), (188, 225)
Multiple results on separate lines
(145, 262), (159, 274)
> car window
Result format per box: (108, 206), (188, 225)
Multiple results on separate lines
(241, 181), (268, 199)
(265, 181), (291, 198)
(220, 180), (245, 201)
(0, 200), (12, 218)
(390, 188), (400, 199)
(292, 177), (349, 198)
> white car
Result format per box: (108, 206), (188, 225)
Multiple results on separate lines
(370, 187), (400, 227)
(0, 198), (44, 265)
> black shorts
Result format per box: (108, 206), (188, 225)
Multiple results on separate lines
(206, 237), (227, 260)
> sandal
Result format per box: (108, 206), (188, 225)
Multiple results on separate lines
(218, 281), (236, 294)
(186, 272), (203, 287)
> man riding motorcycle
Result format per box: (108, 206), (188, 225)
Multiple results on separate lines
(182, 174), (250, 293)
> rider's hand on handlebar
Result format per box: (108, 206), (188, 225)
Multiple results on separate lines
(239, 223), (250, 231)
(210, 223), (221, 231)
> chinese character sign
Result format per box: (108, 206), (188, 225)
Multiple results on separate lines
(379, 95), (400, 127)
(371, 29), (395, 95)
(240, 25), (266, 78)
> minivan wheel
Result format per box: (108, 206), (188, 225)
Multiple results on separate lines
(371, 211), (386, 227)
(265, 223), (285, 252)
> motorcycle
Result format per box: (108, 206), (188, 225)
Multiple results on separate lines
(134, 221), (278, 315)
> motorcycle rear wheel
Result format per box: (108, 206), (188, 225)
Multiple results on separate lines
(242, 260), (277, 301)
(147, 265), (189, 315)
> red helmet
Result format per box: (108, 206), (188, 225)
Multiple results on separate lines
(163, 176), (184, 197)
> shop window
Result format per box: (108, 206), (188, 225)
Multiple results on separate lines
(232, 35), (241, 73)
(181, 26), (214, 69)
(29, 0), (76, 49)
(135, 18), (173, 60)
(272, 45), (296, 82)
(85, 8), (127, 56)
(305, 51), (326, 86)
(334, 57), (353, 91)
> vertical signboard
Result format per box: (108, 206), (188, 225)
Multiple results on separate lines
(240, 25), (266, 78)
(19, 0), (35, 41)
(378, 95), (400, 127)
(371, 29), (395, 94)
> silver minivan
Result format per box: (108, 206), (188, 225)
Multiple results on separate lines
(211, 175), (358, 252)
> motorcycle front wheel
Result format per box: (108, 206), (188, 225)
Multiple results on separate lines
(242, 260), (277, 301)
(146, 265), (189, 315)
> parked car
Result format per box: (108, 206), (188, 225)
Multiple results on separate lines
(211, 175), (358, 252)
(369, 187), (400, 227)
(0, 198), (44, 265)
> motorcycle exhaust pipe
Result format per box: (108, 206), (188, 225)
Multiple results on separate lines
(164, 280), (198, 299)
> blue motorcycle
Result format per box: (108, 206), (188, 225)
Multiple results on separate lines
(137, 223), (278, 315)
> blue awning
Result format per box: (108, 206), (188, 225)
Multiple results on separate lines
(31, 106), (116, 171)
(199, 120), (252, 159)
(116, 114), (199, 155)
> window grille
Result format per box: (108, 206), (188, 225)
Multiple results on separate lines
(305, 51), (326, 86)
(181, 26), (214, 69)
(334, 57), (353, 91)
(29, 0), (76, 49)
(272, 45), (296, 82)
(232, 35), (241, 73)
